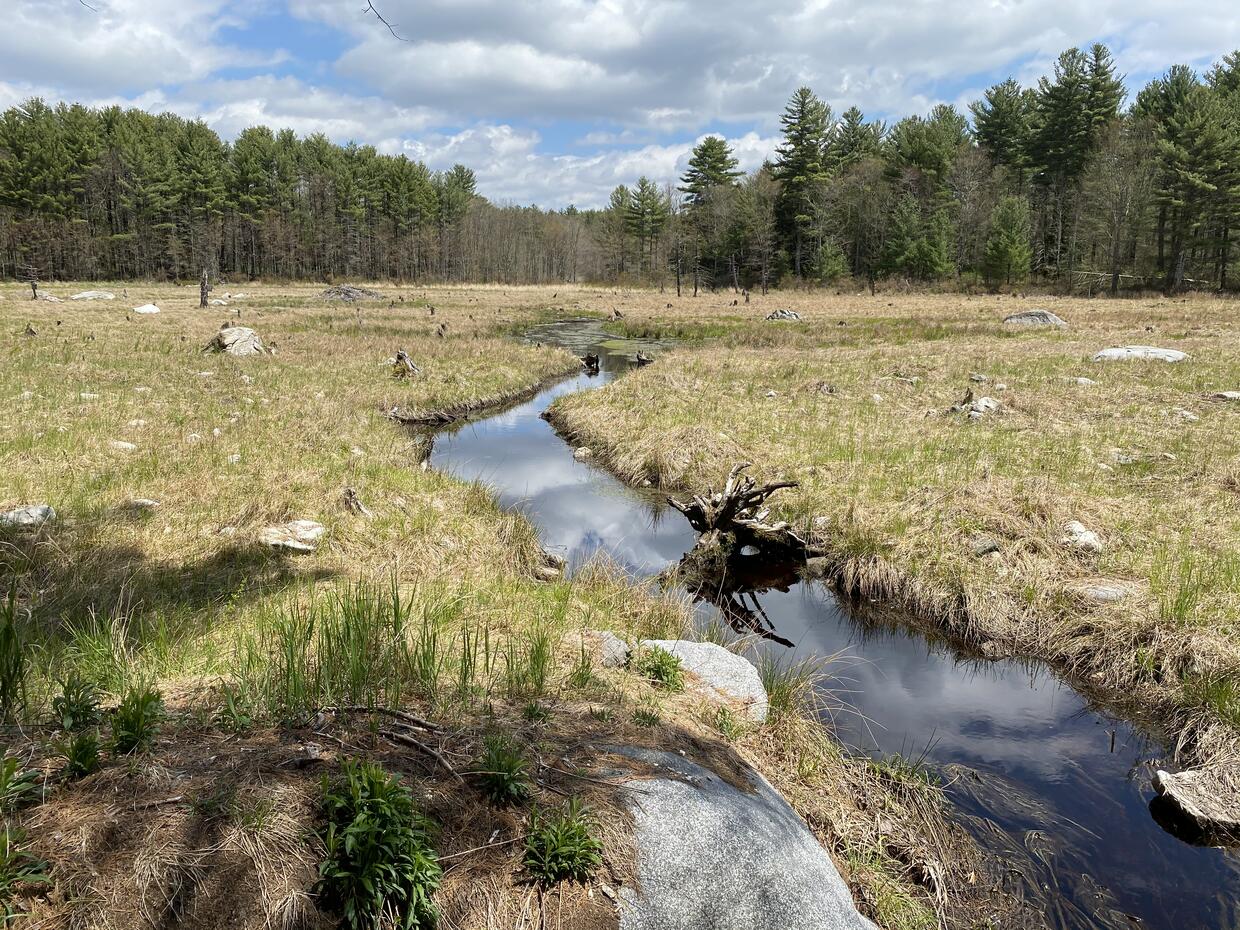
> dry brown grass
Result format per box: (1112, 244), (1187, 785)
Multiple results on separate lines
(549, 288), (1240, 770)
(0, 281), (1005, 929)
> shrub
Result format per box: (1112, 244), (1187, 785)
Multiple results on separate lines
(632, 706), (661, 728)
(0, 825), (50, 923)
(58, 730), (101, 780)
(111, 685), (164, 755)
(317, 759), (441, 930)
(51, 673), (101, 732)
(523, 798), (603, 885)
(475, 735), (531, 807)
(631, 646), (684, 692)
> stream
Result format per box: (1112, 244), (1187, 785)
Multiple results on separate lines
(429, 319), (1240, 929)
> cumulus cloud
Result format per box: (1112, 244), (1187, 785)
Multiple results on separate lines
(2, 0), (1238, 207)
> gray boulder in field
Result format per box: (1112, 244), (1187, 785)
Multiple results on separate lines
(1003, 309), (1067, 327)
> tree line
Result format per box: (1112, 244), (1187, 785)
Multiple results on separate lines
(1, 43), (1237, 292)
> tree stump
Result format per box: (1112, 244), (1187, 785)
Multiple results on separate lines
(392, 349), (421, 378)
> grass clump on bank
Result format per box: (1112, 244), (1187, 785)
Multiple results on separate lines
(523, 798), (604, 885)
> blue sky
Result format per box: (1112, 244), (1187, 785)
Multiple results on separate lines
(1, 0), (1236, 208)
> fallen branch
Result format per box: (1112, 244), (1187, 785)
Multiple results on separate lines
(379, 728), (465, 783)
(327, 705), (443, 732)
(668, 462), (803, 545)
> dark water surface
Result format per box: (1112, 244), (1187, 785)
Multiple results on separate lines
(430, 320), (1240, 930)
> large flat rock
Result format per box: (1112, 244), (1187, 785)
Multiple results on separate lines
(1092, 345), (1188, 363)
(614, 747), (875, 930)
(1004, 308), (1067, 327)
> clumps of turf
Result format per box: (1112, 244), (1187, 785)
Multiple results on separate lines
(523, 797), (603, 885)
(630, 645), (685, 691)
(317, 758), (442, 930)
(110, 684), (164, 755)
(475, 735), (531, 807)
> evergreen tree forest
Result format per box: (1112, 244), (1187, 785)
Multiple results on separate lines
(2, 43), (1238, 293)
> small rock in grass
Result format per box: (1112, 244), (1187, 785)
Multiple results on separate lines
(109, 440), (137, 452)
(577, 630), (630, 669)
(127, 498), (160, 512)
(209, 298), (229, 306)
(134, 386), (151, 393)
(764, 308), (800, 321)
(1173, 408), (1200, 422)
(132, 303), (160, 315)
(1072, 377), (1097, 386)
(1212, 391), (1240, 402)
(204, 323), (270, 357)
(1003, 309), (1068, 327)
(970, 535), (1002, 557)
(0, 504), (56, 528)
(1080, 582), (1131, 603)
(970, 372), (989, 383)
(79, 392), (99, 400)
(765, 390), (778, 398)
(259, 520), (325, 553)
(127, 418), (147, 428)
(1092, 345), (1188, 363)
(871, 393), (883, 403)
(1062, 520), (1103, 553)
(186, 433), (203, 444)
(574, 447), (592, 461)
(70, 290), (115, 301)
(227, 454), (241, 464)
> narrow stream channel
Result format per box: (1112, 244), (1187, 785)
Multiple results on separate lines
(430, 319), (1240, 929)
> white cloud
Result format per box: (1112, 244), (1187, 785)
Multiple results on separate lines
(2, 0), (1238, 208)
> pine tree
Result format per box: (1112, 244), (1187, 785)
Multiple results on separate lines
(827, 106), (883, 172)
(680, 136), (740, 206)
(982, 194), (1032, 287)
(970, 79), (1034, 183)
(626, 177), (670, 274)
(773, 86), (831, 277)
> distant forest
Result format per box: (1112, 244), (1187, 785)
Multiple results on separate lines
(2, 44), (1238, 293)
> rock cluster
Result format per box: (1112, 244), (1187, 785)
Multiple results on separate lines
(321, 284), (381, 301)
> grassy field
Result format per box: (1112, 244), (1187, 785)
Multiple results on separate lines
(549, 287), (1240, 769)
(0, 283), (972, 929)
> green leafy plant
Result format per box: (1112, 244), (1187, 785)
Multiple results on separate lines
(57, 730), (101, 780)
(631, 646), (684, 692)
(474, 735), (531, 806)
(521, 701), (550, 724)
(711, 705), (745, 741)
(110, 685), (164, 755)
(216, 683), (253, 734)
(0, 825), (50, 923)
(523, 798), (603, 885)
(317, 759), (441, 930)
(51, 672), (101, 733)
(632, 706), (661, 728)
(566, 645), (595, 690)
(0, 758), (41, 813)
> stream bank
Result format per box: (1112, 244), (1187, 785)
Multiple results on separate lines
(428, 319), (1240, 930)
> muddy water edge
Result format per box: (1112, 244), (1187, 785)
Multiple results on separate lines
(423, 319), (1240, 930)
